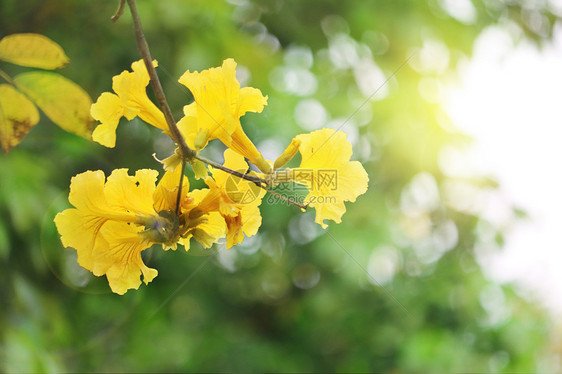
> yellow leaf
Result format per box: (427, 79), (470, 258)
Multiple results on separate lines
(0, 84), (40, 153)
(0, 33), (69, 69)
(14, 72), (94, 139)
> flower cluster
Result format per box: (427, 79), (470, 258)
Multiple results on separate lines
(55, 58), (368, 294)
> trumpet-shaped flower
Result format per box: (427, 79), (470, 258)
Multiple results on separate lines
(195, 148), (265, 248)
(177, 58), (271, 172)
(54, 167), (225, 294)
(91, 59), (168, 148)
(291, 128), (369, 228)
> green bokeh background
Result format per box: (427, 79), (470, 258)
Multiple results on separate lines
(0, 0), (560, 372)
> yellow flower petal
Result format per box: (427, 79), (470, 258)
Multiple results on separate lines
(241, 202), (262, 237)
(104, 169), (159, 216)
(55, 170), (140, 275)
(130, 59), (157, 87)
(177, 58), (269, 169)
(55, 169), (170, 294)
(176, 112), (199, 149)
(202, 149), (264, 247)
(177, 209), (227, 251)
(239, 86), (268, 115)
(67, 170), (112, 214)
(178, 59), (239, 141)
(296, 128), (352, 169)
(191, 186), (221, 213)
(54, 208), (106, 271)
(111, 59), (156, 97)
(293, 128), (369, 228)
(91, 92), (123, 148)
(112, 60), (167, 130)
(334, 160), (369, 203)
(211, 148), (248, 185)
(188, 188), (210, 205)
(153, 166), (189, 213)
(308, 199), (346, 228)
(225, 201), (262, 248)
(210, 149), (265, 206)
(91, 59), (167, 148)
(228, 127), (269, 170)
(225, 215), (243, 248)
(94, 221), (156, 295)
(192, 211), (227, 248)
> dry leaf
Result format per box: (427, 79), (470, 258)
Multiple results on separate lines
(0, 84), (40, 153)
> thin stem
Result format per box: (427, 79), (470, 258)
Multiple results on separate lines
(111, 0), (126, 22)
(194, 154), (307, 209)
(194, 154), (266, 185)
(175, 160), (187, 215)
(125, 0), (195, 160)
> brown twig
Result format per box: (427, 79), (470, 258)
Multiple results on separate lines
(194, 154), (266, 185)
(194, 154), (306, 209)
(196, 154), (307, 210)
(111, 0), (126, 22)
(125, 0), (195, 161)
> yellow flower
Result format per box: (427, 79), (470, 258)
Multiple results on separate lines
(91, 59), (168, 148)
(54, 167), (225, 294)
(151, 166), (227, 251)
(291, 128), (369, 228)
(178, 189), (232, 250)
(195, 148), (265, 248)
(177, 58), (272, 172)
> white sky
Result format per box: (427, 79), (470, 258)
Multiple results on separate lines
(444, 23), (562, 313)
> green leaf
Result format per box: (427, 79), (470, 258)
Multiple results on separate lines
(0, 33), (69, 69)
(191, 159), (209, 179)
(14, 72), (94, 139)
(0, 84), (40, 153)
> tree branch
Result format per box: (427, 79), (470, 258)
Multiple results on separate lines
(115, 0), (306, 212)
(194, 154), (266, 185)
(111, 0), (126, 22)
(125, 0), (195, 161)
(194, 154), (308, 210)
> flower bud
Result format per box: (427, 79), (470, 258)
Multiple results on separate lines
(194, 128), (210, 150)
(254, 154), (273, 174)
(274, 138), (301, 170)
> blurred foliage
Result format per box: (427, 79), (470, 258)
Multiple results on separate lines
(1, 0), (561, 372)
